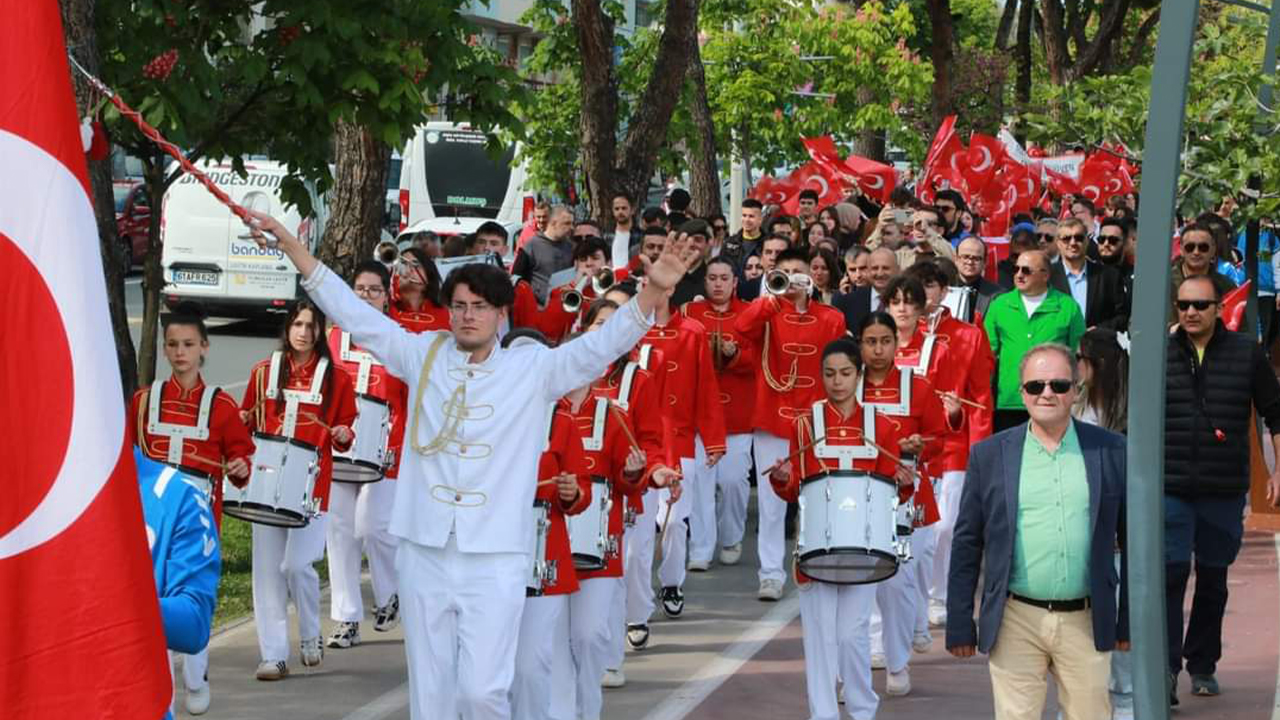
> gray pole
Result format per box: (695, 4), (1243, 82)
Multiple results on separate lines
(1129, 3), (1200, 719)
(1246, 1), (1280, 341)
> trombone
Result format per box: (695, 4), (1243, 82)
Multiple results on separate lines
(561, 268), (616, 313)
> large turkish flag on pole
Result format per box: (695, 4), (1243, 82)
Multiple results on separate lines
(0, 3), (172, 719)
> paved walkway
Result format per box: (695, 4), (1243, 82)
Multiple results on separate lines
(182, 508), (1280, 720)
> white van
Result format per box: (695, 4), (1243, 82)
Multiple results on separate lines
(160, 159), (327, 318)
(398, 122), (534, 232)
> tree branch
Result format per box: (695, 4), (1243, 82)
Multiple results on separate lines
(165, 80), (275, 189)
(1074, 0), (1133, 78)
(1122, 7), (1161, 72)
(995, 0), (1019, 50)
(1039, 0), (1073, 83)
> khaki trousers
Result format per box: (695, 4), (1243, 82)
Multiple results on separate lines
(989, 597), (1112, 720)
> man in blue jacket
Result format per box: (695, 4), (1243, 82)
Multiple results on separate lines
(135, 448), (221, 719)
(945, 343), (1128, 720)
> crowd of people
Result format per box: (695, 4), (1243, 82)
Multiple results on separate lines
(131, 176), (1280, 720)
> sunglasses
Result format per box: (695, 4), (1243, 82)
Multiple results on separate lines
(1097, 234), (1125, 246)
(1183, 242), (1213, 254)
(1037, 233), (1056, 242)
(1022, 378), (1073, 396)
(1014, 265), (1040, 275)
(1059, 233), (1087, 245)
(1176, 299), (1217, 312)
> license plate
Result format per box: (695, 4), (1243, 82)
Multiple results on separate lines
(173, 269), (219, 286)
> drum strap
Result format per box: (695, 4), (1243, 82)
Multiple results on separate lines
(905, 334), (937, 377)
(146, 380), (216, 465)
(812, 400), (877, 470)
(855, 369), (912, 417)
(582, 397), (608, 452)
(266, 351), (329, 438)
(340, 331), (381, 394)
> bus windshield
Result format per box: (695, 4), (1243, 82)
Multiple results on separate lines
(418, 128), (515, 219)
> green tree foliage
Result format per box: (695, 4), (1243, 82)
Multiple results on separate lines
(1019, 9), (1280, 218)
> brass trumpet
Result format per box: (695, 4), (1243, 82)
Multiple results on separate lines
(709, 329), (731, 371)
(764, 269), (791, 295)
(561, 268), (616, 313)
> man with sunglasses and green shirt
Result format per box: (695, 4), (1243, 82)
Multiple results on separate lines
(984, 250), (1086, 431)
(1164, 274), (1280, 705)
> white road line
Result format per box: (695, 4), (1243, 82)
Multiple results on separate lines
(125, 277), (143, 286)
(1273, 533), (1280, 720)
(338, 682), (410, 720)
(640, 594), (801, 720)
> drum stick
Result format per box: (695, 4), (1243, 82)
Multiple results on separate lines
(606, 401), (645, 456)
(761, 435), (828, 478)
(934, 389), (987, 410)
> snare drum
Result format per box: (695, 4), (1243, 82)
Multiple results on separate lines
(527, 501), (558, 596)
(567, 476), (612, 570)
(333, 394), (391, 484)
(796, 470), (901, 584)
(223, 432), (321, 528)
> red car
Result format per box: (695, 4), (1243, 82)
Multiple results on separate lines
(113, 181), (150, 272)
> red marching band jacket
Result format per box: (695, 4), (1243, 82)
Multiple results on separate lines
(573, 391), (648, 581)
(389, 297), (450, 334)
(638, 313), (727, 460)
(772, 399), (906, 585)
(857, 366), (947, 526)
(595, 350), (671, 521)
(510, 277), (541, 331)
(913, 309), (995, 473)
(537, 268), (631, 344)
(127, 375), (255, 527)
(326, 326), (409, 478)
(533, 402), (594, 595)
(240, 352), (358, 512)
(682, 297), (757, 437)
(734, 296), (848, 439)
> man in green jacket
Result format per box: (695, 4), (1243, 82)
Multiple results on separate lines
(984, 249), (1085, 431)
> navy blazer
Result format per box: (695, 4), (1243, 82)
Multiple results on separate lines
(945, 420), (1129, 654)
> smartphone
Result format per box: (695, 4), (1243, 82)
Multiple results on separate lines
(893, 208), (911, 225)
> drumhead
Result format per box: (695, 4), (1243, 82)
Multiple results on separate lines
(799, 470), (897, 487)
(332, 458), (384, 483)
(252, 431), (320, 453)
(797, 548), (899, 585)
(222, 501), (308, 529)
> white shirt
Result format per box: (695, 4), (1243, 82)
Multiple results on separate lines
(611, 228), (633, 269)
(302, 264), (653, 554)
(1021, 290), (1048, 317)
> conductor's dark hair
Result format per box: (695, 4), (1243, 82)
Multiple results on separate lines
(440, 263), (516, 308)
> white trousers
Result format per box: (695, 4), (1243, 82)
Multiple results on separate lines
(929, 470), (965, 604)
(625, 491), (659, 626)
(327, 479), (398, 622)
(252, 517), (328, 662)
(569, 577), (619, 720)
(871, 549), (922, 673)
(690, 433), (753, 563)
(512, 594), (567, 720)
(753, 431), (790, 583)
(913, 524), (937, 639)
(799, 581), (878, 720)
(657, 456), (696, 589)
(181, 646), (209, 692)
(604, 567), (629, 672)
(398, 534), (527, 720)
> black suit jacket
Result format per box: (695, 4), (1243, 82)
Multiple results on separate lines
(832, 287), (876, 335)
(946, 421), (1129, 654)
(1049, 258), (1129, 329)
(960, 276), (1004, 323)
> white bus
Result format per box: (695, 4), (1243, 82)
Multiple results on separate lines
(397, 122), (535, 232)
(160, 159), (327, 318)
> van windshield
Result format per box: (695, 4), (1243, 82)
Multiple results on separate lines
(418, 129), (514, 219)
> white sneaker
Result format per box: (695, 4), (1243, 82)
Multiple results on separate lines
(601, 668), (626, 688)
(928, 600), (947, 628)
(300, 637), (323, 667)
(871, 652), (887, 670)
(184, 683), (211, 715)
(912, 632), (932, 653)
(886, 667), (912, 696)
(719, 543), (742, 565)
(326, 621), (361, 649)
(255, 660), (288, 681)
(757, 578), (784, 601)
(688, 558), (711, 572)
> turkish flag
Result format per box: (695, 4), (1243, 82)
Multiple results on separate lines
(749, 173), (802, 207)
(918, 115), (967, 204)
(782, 160), (849, 214)
(964, 133), (1005, 196)
(0, 5), (172, 720)
(842, 154), (896, 204)
(1078, 153), (1134, 205)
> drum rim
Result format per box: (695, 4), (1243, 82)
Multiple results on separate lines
(532, 499), (552, 509)
(221, 501), (307, 528)
(332, 456), (384, 472)
(571, 553), (606, 571)
(799, 470), (897, 487)
(797, 547), (901, 585)
(252, 431), (320, 452)
(355, 392), (390, 407)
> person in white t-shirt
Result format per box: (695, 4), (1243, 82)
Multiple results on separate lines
(609, 193), (641, 268)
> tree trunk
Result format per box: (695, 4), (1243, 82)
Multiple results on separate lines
(59, 0), (138, 399)
(317, 120), (390, 280)
(995, 0), (1019, 50)
(927, 0), (956, 128)
(137, 154), (166, 386)
(1016, 0), (1035, 109)
(686, 52), (721, 218)
(851, 86), (885, 162)
(573, 0), (621, 225)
